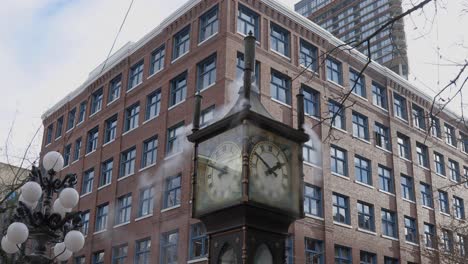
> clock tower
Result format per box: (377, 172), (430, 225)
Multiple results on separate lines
(188, 32), (309, 264)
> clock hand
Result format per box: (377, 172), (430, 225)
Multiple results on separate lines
(207, 163), (229, 176)
(254, 153), (278, 177)
(267, 162), (285, 176)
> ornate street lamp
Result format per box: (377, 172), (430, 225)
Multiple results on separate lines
(1, 151), (84, 263)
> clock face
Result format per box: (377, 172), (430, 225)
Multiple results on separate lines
(206, 142), (242, 200)
(249, 141), (290, 201)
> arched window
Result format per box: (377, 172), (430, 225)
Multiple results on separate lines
(218, 244), (237, 264)
(254, 244), (273, 264)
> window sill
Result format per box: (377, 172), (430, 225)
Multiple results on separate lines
(89, 110), (102, 119)
(333, 221), (352, 229)
(80, 192), (92, 198)
(378, 189), (395, 197)
(168, 99), (186, 111)
(354, 180), (374, 189)
(198, 32), (218, 46)
(199, 82), (216, 93)
(270, 98), (292, 108)
(351, 93), (368, 102)
(127, 82), (143, 93)
(399, 156), (412, 163)
(375, 146), (392, 154)
(107, 97), (120, 106)
(372, 104), (389, 113)
(445, 142), (458, 150)
(449, 179), (461, 184)
(327, 80), (345, 89)
(65, 127), (74, 134)
(381, 235), (399, 241)
(117, 173), (134, 182)
(435, 172), (447, 178)
(357, 228), (376, 236)
(161, 204), (181, 213)
(164, 151), (183, 161)
(122, 126), (138, 136)
(171, 51), (190, 64)
(135, 214), (153, 222)
(305, 214), (324, 221)
(188, 257), (209, 264)
(422, 205), (434, 211)
(414, 126), (427, 133)
(440, 212), (451, 217)
(405, 241), (420, 247)
(147, 68), (164, 80)
(113, 222), (130, 229)
(143, 114), (159, 125)
(98, 184), (111, 191)
(332, 127), (348, 134)
(102, 139), (115, 148)
(71, 159), (79, 165)
(93, 230), (107, 235)
(305, 113), (321, 122)
(45, 143), (52, 148)
(416, 165), (430, 171)
(76, 120), (84, 127)
(85, 150), (96, 157)
(139, 163), (157, 172)
(55, 136), (62, 141)
(303, 161), (322, 170)
(395, 115), (409, 124)
(237, 31), (260, 44)
(402, 198), (415, 204)
(270, 49), (291, 61)
(331, 172), (350, 180)
(299, 64), (319, 75)
(354, 137), (371, 145)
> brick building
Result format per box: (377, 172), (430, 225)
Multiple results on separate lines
(40, 0), (467, 263)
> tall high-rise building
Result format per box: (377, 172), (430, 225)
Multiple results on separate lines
(295, 0), (409, 78)
(39, 0), (466, 263)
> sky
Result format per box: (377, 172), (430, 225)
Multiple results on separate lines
(0, 0), (467, 167)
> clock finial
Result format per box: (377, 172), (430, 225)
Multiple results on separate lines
(296, 87), (305, 131)
(192, 91), (202, 132)
(242, 31), (256, 109)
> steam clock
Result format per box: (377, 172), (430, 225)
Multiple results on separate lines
(188, 33), (309, 263)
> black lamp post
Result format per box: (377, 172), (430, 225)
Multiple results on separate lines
(1, 151), (84, 263)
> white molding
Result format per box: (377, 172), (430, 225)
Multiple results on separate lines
(372, 104), (389, 113)
(198, 32), (218, 46)
(161, 204), (181, 213)
(97, 183), (111, 191)
(199, 82), (216, 93)
(333, 221), (352, 229)
(402, 198), (416, 204)
(113, 222), (130, 229)
(135, 214), (153, 222)
(102, 139), (115, 148)
(399, 156), (412, 163)
(405, 241), (420, 247)
(55, 136), (62, 141)
(147, 68), (164, 80)
(270, 98), (292, 108)
(305, 113), (321, 122)
(299, 64), (319, 75)
(139, 163), (157, 172)
(440, 212), (451, 217)
(332, 127), (348, 134)
(270, 49), (291, 61)
(357, 228), (376, 236)
(164, 151), (183, 161)
(93, 229), (107, 235)
(167, 99), (186, 111)
(378, 189), (396, 197)
(381, 234), (399, 241)
(331, 172), (350, 180)
(107, 96), (120, 106)
(327, 80), (345, 89)
(376, 146), (392, 154)
(435, 172), (447, 179)
(85, 150), (96, 157)
(122, 126), (138, 136)
(88, 109), (101, 119)
(303, 161), (322, 170)
(117, 173), (134, 182)
(422, 205), (434, 211)
(171, 51), (190, 64)
(354, 180), (374, 189)
(126, 82), (143, 93)
(188, 258), (208, 264)
(65, 127), (74, 134)
(80, 192), (92, 198)
(355, 137), (371, 145)
(143, 114), (159, 125)
(305, 214), (324, 221)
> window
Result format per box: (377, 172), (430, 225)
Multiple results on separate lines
(328, 100), (345, 130)
(124, 103), (140, 132)
(456, 234), (466, 256)
(92, 251), (105, 264)
(400, 175), (414, 201)
(304, 238), (323, 264)
(270, 23), (290, 57)
(95, 203), (108, 232)
(200, 106), (215, 127)
(197, 54), (217, 90)
(120, 147), (136, 178)
(160, 230), (178, 264)
(355, 156), (371, 185)
(375, 123), (391, 150)
(170, 72), (187, 107)
(303, 86), (320, 117)
(166, 122), (184, 155)
(439, 191), (449, 214)
(412, 104), (426, 130)
(383, 257), (398, 264)
(393, 93), (407, 120)
(434, 152), (445, 176)
(78, 101), (87, 123)
(445, 123), (456, 146)
(299, 39), (318, 71)
(86, 127), (99, 154)
(199, 6), (218, 42)
(303, 139), (318, 165)
(138, 187), (154, 217)
(424, 223), (435, 248)
(112, 244), (128, 264)
(416, 142), (429, 168)
(100, 159), (113, 187)
(75, 256), (85, 264)
(372, 82), (387, 109)
(146, 90), (161, 120)
(449, 159), (460, 182)
(304, 185), (322, 217)
(81, 169), (94, 195)
(46, 124), (53, 144)
(442, 229), (452, 251)
(357, 201), (374, 231)
(164, 175), (181, 209)
(104, 115), (118, 143)
(330, 145), (347, 176)
(63, 144), (71, 166)
(236, 52), (260, 87)
(381, 209), (397, 238)
(335, 245), (351, 264)
(237, 5), (259, 39)
(326, 57), (342, 84)
(397, 133), (410, 160)
(431, 116), (441, 138)
(128, 60), (144, 90)
(135, 238), (151, 264)
(270, 70), (291, 105)
(91, 88), (103, 115)
(74, 138), (82, 161)
(173, 26), (190, 59)
(285, 235), (294, 264)
(142, 137), (158, 168)
(150, 46), (165, 75)
(360, 251), (376, 264)
(333, 193), (350, 224)
(189, 223), (208, 260)
(350, 68), (365, 97)
(378, 165), (393, 193)
(465, 167), (468, 187)
(67, 108), (76, 131)
(81, 210), (90, 235)
(55, 116), (63, 139)
(352, 112), (369, 140)
(404, 216), (417, 243)
(454, 196), (465, 219)
(461, 132), (468, 152)
(115, 193), (132, 225)
(108, 74), (122, 103)
(420, 182), (433, 208)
